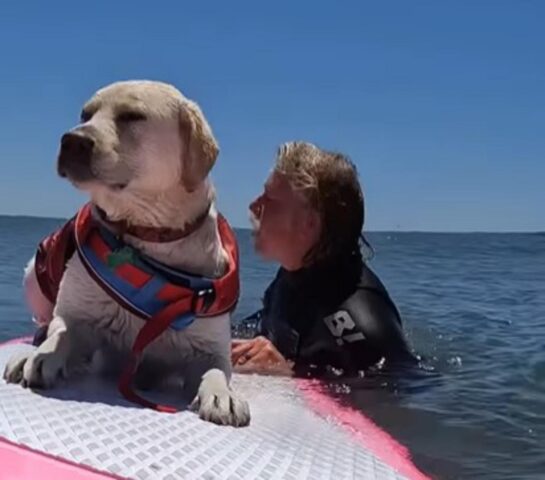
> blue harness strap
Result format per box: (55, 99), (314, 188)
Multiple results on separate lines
(77, 225), (216, 331)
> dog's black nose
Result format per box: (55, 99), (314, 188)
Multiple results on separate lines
(58, 132), (95, 178)
(60, 132), (95, 159)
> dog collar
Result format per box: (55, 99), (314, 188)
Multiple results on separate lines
(94, 204), (211, 243)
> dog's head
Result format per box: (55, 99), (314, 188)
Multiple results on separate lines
(57, 81), (218, 198)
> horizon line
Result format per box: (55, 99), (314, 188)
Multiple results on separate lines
(0, 212), (543, 235)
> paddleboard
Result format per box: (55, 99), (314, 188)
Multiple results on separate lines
(0, 338), (429, 480)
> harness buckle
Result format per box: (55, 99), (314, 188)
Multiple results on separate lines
(192, 288), (216, 314)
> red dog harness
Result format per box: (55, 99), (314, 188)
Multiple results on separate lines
(34, 203), (240, 412)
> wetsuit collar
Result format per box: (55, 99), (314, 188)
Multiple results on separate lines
(281, 253), (362, 290)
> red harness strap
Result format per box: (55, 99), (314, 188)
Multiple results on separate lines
(118, 298), (198, 413)
(116, 216), (239, 413)
(35, 216), (77, 305)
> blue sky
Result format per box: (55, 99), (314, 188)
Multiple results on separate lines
(0, 1), (543, 232)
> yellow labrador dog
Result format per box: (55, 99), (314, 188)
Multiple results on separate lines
(3, 80), (250, 427)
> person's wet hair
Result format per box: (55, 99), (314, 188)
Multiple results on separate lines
(274, 141), (370, 266)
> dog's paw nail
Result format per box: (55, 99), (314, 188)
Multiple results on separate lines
(3, 353), (31, 385)
(196, 391), (250, 427)
(230, 397), (251, 427)
(189, 396), (200, 412)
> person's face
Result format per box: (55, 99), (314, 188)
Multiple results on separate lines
(249, 171), (321, 270)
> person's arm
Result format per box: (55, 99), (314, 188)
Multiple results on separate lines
(231, 277), (290, 369)
(299, 289), (413, 373)
(339, 289), (412, 369)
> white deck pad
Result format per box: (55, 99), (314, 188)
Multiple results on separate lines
(0, 339), (429, 480)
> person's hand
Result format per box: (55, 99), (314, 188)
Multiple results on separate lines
(231, 336), (284, 365)
(231, 336), (294, 376)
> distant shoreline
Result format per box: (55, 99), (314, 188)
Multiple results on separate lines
(0, 213), (542, 235)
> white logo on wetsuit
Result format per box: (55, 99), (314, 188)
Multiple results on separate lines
(324, 310), (366, 346)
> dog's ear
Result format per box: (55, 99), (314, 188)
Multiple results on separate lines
(179, 100), (219, 192)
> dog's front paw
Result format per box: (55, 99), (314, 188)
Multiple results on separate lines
(20, 348), (68, 389)
(191, 369), (250, 427)
(193, 388), (251, 427)
(3, 350), (33, 384)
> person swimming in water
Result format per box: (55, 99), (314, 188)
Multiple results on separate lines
(232, 142), (414, 376)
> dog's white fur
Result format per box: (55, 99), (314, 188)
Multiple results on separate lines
(3, 80), (249, 427)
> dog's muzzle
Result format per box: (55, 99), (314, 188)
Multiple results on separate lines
(57, 131), (95, 181)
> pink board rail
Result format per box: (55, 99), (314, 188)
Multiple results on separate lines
(297, 379), (430, 480)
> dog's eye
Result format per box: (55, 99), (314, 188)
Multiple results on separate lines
(80, 110), (92, 122)
(116, 111), (147, 123)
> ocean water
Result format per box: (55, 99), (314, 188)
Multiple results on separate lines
(0, 215), (543, 480)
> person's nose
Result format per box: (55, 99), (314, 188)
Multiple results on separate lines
(250, 195), (263, 218)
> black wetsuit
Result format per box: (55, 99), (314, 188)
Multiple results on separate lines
(244, 256), (413, 374)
